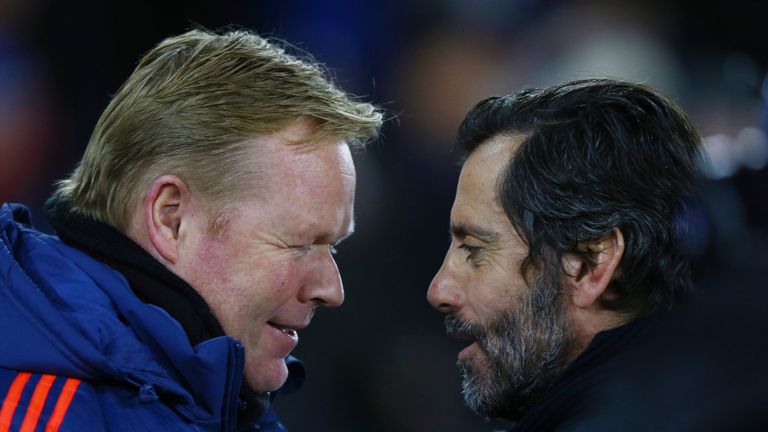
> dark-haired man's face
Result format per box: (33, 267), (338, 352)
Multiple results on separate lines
(427, 135), (574, 419)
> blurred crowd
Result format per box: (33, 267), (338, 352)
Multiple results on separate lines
(1, 0), (766, 430)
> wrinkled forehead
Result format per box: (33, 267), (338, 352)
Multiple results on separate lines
(247, 126), (355, 197)
(247, 136), (357, 237)
(276, 141), (355, 191)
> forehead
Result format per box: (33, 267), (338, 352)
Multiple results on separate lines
(248, 121), (356, 195)
(270, 134), (355, 229)
(453, 134), (522, 220)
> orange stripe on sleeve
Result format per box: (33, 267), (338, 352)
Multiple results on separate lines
(0, 372), (33, 432)
(45, 378), (81, 432)
(19, 374), (56, 432)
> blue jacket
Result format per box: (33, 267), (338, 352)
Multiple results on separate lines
(0, 203), (291, 431)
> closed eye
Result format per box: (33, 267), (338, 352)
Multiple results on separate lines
(458, 244), (480, 261)
(292, 244), (339, 256)
(291, 245), (313, 255)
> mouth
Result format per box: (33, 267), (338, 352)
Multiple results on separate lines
(457, 340), (481, 362)
(445, 324), (481, 346)
(443, 314), (484, 361)
(457, 332), (479, 357)
(267, 321), (299, 337)
(265, 321), (302, 357)
(447, 329), (482, 362)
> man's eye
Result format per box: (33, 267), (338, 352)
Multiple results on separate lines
(291, 245), (312, 254)
(458, 244), (480, 261)
(292, 244), (339, 256)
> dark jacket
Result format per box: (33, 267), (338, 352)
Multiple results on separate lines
(0, 202), (299, 431)
(509, 321), (646, 432)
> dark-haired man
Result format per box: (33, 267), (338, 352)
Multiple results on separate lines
(428, 79), (702, 430)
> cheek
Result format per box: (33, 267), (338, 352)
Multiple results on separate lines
(222, 254), (305, 318)
(260, 262), (290, 305)
(188, 241), (233, 292)
(269, 260), (291, 290)
(184, 237), (309, 327)
(180, 242), (240, 324)
(471, 273), (523, 317)
(261, 259), (306, 307)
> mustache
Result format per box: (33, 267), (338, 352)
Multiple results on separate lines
(445, 313), (485, 340)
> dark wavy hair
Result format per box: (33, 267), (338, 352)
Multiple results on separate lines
(455, 79), (703, 317)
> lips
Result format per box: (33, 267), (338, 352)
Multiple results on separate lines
(268, 322), (298, 337)
(455, 332), (480, 361)
(265, 321), (301, 357)
(458, 341), (480, 362)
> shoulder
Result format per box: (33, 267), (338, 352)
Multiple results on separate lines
(0, 369), (201, 431)
(0, 369), (103, 431)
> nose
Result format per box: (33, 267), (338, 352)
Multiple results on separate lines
(300, 247), (345, 307)
(427, 253), (462, 314)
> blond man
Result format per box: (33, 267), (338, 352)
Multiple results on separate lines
(0, 29), (381, 431)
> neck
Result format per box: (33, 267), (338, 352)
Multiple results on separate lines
(566, 306), (631, 363)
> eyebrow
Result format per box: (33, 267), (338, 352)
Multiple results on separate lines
(450, 222), (498, 244)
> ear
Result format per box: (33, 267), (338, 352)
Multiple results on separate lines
(143, 175), (191, 264)
(561, 228), (625, 309)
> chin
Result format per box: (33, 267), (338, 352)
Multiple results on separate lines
(245, 357), (289, 393)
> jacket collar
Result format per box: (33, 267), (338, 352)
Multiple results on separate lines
(44, 197), (224, 345)
(0, 202), (240, 423)
(510, 320), (648, 431)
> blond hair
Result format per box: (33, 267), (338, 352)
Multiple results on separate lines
(54, 28), (383, 230)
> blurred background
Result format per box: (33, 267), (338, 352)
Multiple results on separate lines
(1, 0), (767, 430)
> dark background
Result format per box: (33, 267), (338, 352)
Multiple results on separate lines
(2, 1), (767, 430)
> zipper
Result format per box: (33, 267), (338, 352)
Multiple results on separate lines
(223, 340), (245, 432)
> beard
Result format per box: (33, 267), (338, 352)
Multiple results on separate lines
(445, 265), (575, 420)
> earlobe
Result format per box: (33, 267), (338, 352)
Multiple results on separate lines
(563, 229), (625, 309)
(144, 175), (190, 264)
